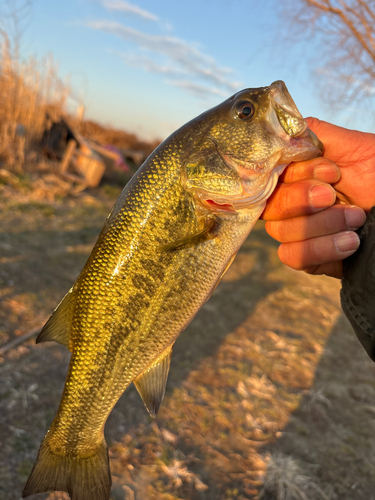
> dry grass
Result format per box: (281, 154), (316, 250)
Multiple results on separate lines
(0, 33), (69, 170)
(259, 454), (329, 500)
(1, 192), (375, 499)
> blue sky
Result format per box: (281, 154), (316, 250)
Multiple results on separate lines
(19, 0), (374, 140)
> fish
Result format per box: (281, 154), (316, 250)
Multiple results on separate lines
(22, 80), (323, 500)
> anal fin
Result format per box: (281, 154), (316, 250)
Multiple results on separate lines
(158, 217), (217, 252)
(36, 287), (75, 351)
(134, 345), (173, 417)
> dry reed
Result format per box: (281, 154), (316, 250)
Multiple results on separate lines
(0, 32), (70, 170)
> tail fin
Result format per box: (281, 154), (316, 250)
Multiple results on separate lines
(22, 436), (111, 500)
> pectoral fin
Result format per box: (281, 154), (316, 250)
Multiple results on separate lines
(36, 288), (75, 351)
(134, 345), (173, 417)
(159, 217), (217, 252)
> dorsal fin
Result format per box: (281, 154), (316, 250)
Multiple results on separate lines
(134, 345), (173, 417)
(36, 288), (75, 351)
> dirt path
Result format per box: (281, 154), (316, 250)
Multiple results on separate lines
(1, 188), (374, 500)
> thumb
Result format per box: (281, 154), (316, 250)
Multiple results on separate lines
(304, 117), (355, 162)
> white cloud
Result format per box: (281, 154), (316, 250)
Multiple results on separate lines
(167, 80), (227, 98)
(114, 51), (186, 77)
(99, 0), (158, 22)
(86, 20), (241, 93)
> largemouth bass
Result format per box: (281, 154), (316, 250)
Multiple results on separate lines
(23, 81), (323, 500)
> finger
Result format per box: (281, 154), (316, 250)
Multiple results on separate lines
(279, 157), (340, 184)
(277, 231), (360, 271)
(265, 205), (366, 243)
(262, 180), (336, 221)
(303, 261), (343, 279)
(304, 117), (364, 164)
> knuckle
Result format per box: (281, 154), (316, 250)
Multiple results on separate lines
(278, 243), (305, 271)
(265, 221), (278, 240)
(279, 184), (295, 217)
(321, 206), (345, 234)
(306, 116), (322, 131)
(276, 180), (313, 218)
(320, 209), (334, 234)
(313, 157), (334, 169)
(286, 165), (296, 182)
(277, 221), (292, 243)
(308, 238), (321, 264)
(284, 161), (312, 182)
(277, 244), (289, 265)
(266, 220), (288, 242)
(304, 265), (320, 275)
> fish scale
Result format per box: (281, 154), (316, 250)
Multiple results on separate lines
(50, 148), (226, 450)
(23, 81), (323, 500)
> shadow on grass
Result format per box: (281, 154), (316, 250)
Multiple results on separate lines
(6, 220), (372, 500)
(0, 222), (284, 500)
(260, 312), (375, 500)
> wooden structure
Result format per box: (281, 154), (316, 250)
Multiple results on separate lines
(42, 113), (134, 189)
(60, 138), (106, 189)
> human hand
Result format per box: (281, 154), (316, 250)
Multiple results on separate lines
(262, 118), (375, 278)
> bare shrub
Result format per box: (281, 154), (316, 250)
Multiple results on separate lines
(276, 0), (375, 108)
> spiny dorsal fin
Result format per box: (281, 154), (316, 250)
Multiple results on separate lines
(158, 217), (217, 252)
(36, 288), (75, 351)
(134, 345), (173, 417)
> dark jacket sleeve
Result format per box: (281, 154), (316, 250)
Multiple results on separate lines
(341, 206), (375, 361)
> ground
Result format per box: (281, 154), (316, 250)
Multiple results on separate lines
(1, 179), (375, 500)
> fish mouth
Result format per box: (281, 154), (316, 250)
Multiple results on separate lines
(272, 101), (324, 155)
(269, 81), (324, 153)
(270, 81), (307, 138)
(274, 101), (307, 138)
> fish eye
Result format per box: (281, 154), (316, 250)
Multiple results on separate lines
(236, 101), (255, 120)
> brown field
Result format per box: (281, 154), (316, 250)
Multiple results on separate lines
(1, 175), (375, 500)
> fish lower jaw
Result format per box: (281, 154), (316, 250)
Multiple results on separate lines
(234, 167), (285, 210)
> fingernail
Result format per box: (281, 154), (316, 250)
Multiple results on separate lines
(344, 206), (366, 230)
(313, 164), (340, 182)
(309, 185), (335, 209)
(334, 232), (360, 253)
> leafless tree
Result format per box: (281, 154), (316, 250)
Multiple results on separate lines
(0, 0), (32, 59)
(277, 0), (375, 106)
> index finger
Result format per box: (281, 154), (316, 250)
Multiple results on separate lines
(261, 179), (336, 221)
(280, 157), (340, 184)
